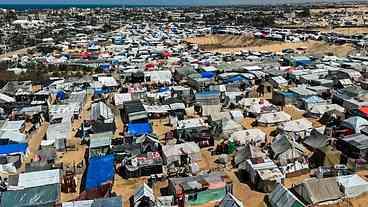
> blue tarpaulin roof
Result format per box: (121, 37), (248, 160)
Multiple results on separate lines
(0, 143), (27, 155)
(159, 87), (170, 92)
(200, 71), (216, 79)
(56, 91), (65, 100)
(85, 154), (115, 190)
(127, 121), (153, 136)
(223, 75), (248, 83)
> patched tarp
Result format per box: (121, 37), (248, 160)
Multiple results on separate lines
(0, 183), (60, 207)
(85, 154), (115, 190)
(127, 121), (152, 136)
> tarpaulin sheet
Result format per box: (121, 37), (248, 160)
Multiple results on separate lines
(127, 121), (152, 136)
(0, 143), (27, 155)
(0, 183), (59, 207)
(223, 75), (248, 83)
(85, 154), (115, 190)
(200, 71), (216, 79)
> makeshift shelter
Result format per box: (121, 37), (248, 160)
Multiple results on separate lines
(162, 142), (201, 165)
(121, 100), (148, 123)
(0, 183), (60, 207)
(337, 174), (368, 198)
(195, 90), (221, 105)
(291, 177), (343, 205)
(307, 104), (344, 117)
(271, 134), (308, 161)
(127, 121), (153, 137)
(243, 158), (284, 192)
(278, 118), (312, 138)
(231, 129), (266, 145)
(90, 102), (115, 133)
(168, 172), (230, 206)
(256, 112), (291, 126)
(341, 116), (368, 133)
(219, 193), (244, 207)
(83, 154), (115, 191)
(134, 183), (155, 206)
(336, 133), (368, 159)
(62, 196), (123, 207)
(122, 151), (163, 178)
(268, 184), (305, 207)
(8, 169), (61, 190)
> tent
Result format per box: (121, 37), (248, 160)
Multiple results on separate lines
(256, 112), (291, 125)
(308, 104), (344, 116)
(127, 121), (153, 136)
(219, 193), (244, 207)
(337, 174), (368, 198)
(0, 130), (26, 143)
(0, 184), (60, 207)
(292, 177), (343, 205)
(268, 184), (305, 207)
(231, 129), (266, 145)
(271, 134), (308, 160)
(85, 154), (115, 190)
(278, 118), (312, 133)
(134, 183), (155, 203)
(200, 71), (216, 79)
(62, 196), (123, 207)
(341, 116), (368, 133)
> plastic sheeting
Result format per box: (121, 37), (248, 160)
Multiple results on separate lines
(0, 143), (27, 155)
(0, 184), (60, 207)
(269, 184), (305, 207)
(85, 154), (115, 190)
(127, 121), (153, 136)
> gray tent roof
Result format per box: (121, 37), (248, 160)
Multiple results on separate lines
(292, 177), (343, 205)
(0, 184), (60, 207)
(303, 129), (329, 150)
(269, 184), (305, 207)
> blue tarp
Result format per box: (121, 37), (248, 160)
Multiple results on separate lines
(159, 87), (170, 92)
(223, 75), (248, 83)
(200, 71), (216, 79)
(196, 90), (220, 98)
(100, 63), (111, 72)
(94, 87), (112, 95)
(0, 143), (27, 155)
(127, 121), (153, 136)
(302, 95), (324, 103)
(56, 90), (65, 100)
(85, 154), (115, 190)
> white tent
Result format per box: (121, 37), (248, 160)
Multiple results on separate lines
(278, 118), (312, 132)
(231, 129), (266, 145)
(308, 104), (345, 116)
(134, 183), (155, 203)
(256, 112), (291, 125)
(337, 174), (368, 198)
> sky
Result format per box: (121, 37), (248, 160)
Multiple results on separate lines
(0, 0), (365, 6)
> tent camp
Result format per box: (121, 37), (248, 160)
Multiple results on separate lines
(268, 184), (305, 207)
(291, 177), (343, 205)
(256, 112), (291, 125)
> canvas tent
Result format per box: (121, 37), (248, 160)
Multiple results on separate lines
(8, 169), (60, 190)
(292, 177), (343, 205)
(230, 129), (266, 145)
(268, 184), (305, 207)
(341, 116), (368, 133)
(256, 112), (291, 125)
(134, 183), (155, 204)
(278, 118), (312, 133)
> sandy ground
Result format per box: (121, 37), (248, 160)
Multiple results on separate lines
(320, 27), (368, 35)
(185, 35), (354, 56)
